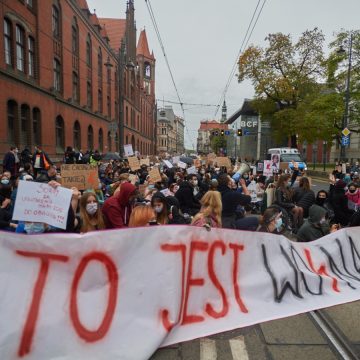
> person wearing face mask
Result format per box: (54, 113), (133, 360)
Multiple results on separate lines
(315, 190), (335, 222)
(297, 204), (339, 242)
(102, 182), (138, 229)
(168, 183), (179, 196)
(175, 174), (201, 216)
(345, 183), (360, 210)
(0, 174), (12, 199)
(151, 192), (170, 225)
(77, 192), (105, 233)
(257, 208), (283, 233)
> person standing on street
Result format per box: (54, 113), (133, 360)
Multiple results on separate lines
(3, 146), (17, 178)
(32, 146), (53, 178)
(64, 146), (76, 164)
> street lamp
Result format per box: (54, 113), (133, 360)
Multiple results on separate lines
(337, 32), (353, 162)
(323, 141), (327, 172)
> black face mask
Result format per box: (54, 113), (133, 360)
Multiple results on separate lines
(349, 189), (356, 194)
(316, 198), (326, 206)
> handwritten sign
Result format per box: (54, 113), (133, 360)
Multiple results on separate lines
(12, 181), (72, 229)
(1, 228), (360, 359)
(124, 144), (134, 157)
(263, 160), (273, 177)
(172, 156), (180, 164)
(177, 161), (187, 169)
(140, 158), (150, 167)
(187, 166), (197, 175)
(61, 164), (99, 190)
(148, 168), (162, 183)
(128, 157), (140, 171)
(163, 160), (173, 169)
(215, 157), (232, 169)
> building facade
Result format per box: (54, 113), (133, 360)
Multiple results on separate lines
(156, 106), (184, 155)
(197, 120), (228, 154)
(0, 0), (156, 161)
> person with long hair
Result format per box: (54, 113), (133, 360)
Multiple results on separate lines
(293, 177), (315, 218)
(78, 192), (106, 233)
(151, 192), (170, 225)
(129, 205), (156, 227)
(274, 174), (303, 229)
(191, 191), (222, 229)
(257, 207), (282, 233)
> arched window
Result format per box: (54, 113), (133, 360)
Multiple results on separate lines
(72, 72), (79, 102)
(53, 58), (61, 91)
(87, 81), (92, 108)
(87, 125), (93, 150)
(107, 131), (112, 152)
(98, 89), (102, 113)
(32, 107), (41, 146)
(71, 18), (78, 55)
(20, 104), (30, 146)
(28, 36), (35, 77)
(73, 121), (81, 150)
(86, 34), (92, 67)
(7, 100), (17, 144)
(55, 115), (64, 150)
(52, 4), (60, 39)
(4, 18), (13, 66)
(98, 128), (103, 153)
(16, 25), (25, 72)
(107, 95), (111, 118)
(98, 47), (102, 80)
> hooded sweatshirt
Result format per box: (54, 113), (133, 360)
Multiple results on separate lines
(102, 182), (137, 229)
(297, 205), (329, 242)
(346, 188), (360, 206)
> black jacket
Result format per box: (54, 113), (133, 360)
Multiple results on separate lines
(293, 188), (315, 217)
(175, 181), (200, 216)
(3, 152), (16, 175)
(274, 188), (295, 211)
(329, 186), (354, 226)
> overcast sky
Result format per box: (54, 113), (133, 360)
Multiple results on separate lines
(87, 0), (360, 149)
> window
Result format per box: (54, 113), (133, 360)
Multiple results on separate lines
(98, 47), (102, 79)
(26, 0), (33, 8)
(86, 34), (92, 67)
(7, 100), (17, 144)
(53, 58), (61, 91)
(98, 128), (103, 152)
(107, 95), (111, 118)
(73, 121), (81, 150)
(28, 37), (35, 77)
(52, 5), (60, 39)
(72, 72), (79, 102)
(72, 24), (78, 55)
(98, 89), (102, 113)
(87, 125), (93, 150)
(16, 25), (25, 72)
(107, 131), (112, 151)
(33, 108), (41, 146)
(4, 19), (12, 66)
(20, 104), (30, 146)
(87, 81), (92, 108)
(107, 67), (111, 85)
(55, 115), (64, 150)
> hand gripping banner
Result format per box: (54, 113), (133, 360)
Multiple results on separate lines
(1, 226), (360, 359)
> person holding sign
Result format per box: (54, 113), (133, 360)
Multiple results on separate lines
(77, 192), (106, 233)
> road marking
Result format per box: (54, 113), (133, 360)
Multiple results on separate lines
(229, 336), (249, 360)
(200, 338), (217, 360)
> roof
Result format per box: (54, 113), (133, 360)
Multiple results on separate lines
(77, 0), (89, 10)
(137, 30), (154, 59)
(199, 120), (228, 131)
(225, 99), (258, 124)
(99, 18), (127, 51)
(90, 13), (101, 28)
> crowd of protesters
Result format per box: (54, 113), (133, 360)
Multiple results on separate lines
(2, 145), (360, 242)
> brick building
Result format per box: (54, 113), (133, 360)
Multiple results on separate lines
(197, 120), (228, 154)
(0, 0), (156, 161)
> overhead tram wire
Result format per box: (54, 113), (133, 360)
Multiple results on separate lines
(145, 0), (196, 149)
(214, 0), (267, 117)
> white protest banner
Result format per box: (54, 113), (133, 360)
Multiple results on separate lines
(263, 160), (273, 177)
(12, 181), (72, 230)
(187, 166), (197, 175)
(163, 160), (173, 168)
(177, 161), (187, 169)
(124, 144), (134, 157)
(1, 227), (360, 360)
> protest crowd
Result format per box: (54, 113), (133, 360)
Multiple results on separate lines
(2, 144), (360, 242)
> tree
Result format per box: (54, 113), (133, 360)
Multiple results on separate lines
(210, 132), (227, 154)
(238, 28), (326, 147)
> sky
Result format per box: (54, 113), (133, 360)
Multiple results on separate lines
(86, 0), (360, 150)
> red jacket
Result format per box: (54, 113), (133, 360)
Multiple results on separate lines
(102, 183), (137, 229)
(346, 189), (360, 205)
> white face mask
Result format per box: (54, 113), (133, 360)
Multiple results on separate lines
(86, 203), (98, 215)
(154, 205), (163, 214)
(192, 180), (198, 186)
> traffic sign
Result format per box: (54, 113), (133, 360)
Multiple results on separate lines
(244, 130), (250, 136)
(341, 135), (350, 146)
(224, 130), (231, 136)
(342, 128), (351, 137)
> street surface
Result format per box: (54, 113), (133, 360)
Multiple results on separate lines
(152, 178), (360, 360)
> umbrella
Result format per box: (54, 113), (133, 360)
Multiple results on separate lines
(102, 152), (121, 161)
(180, 157), (194, 165)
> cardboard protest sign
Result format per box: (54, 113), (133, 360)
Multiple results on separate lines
(263, 160), (273, 177)
(148, 168), (162, 183)
(61, 164), (99, 190)
(187, 166), (197, 175)
(12, 181), (72, 229)
(140, 158), (150, 167)
(124, 144), (134, 157)
(215, 157), (232, 169)
(177, 161), (187, 169)
(163, 160), (173, 169)
(1, 227), (360, 360)
(128, 157), (140, 171)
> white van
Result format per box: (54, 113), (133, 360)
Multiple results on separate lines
(267, 148), (307, 171)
